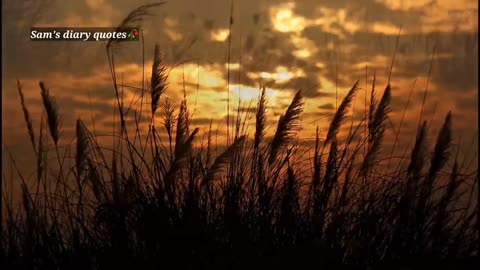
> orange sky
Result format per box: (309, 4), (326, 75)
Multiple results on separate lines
(2, 0), (478, 179)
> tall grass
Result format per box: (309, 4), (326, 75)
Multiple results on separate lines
(2, 4), (478, 270)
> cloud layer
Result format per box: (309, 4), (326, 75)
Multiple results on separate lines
(2, 0), (478, 173)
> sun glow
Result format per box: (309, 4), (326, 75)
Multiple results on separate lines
(259, 66), (305, 83)
(210, 28), (230, 42)
(270, 2), (307, 33)
(229, 84), (277, 101)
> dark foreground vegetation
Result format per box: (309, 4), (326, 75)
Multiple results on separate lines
(2, 3), (479, 270)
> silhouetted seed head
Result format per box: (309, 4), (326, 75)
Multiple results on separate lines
(204, 135), (246, 185)
(325, 81), (359, 145)
(76, 119), (90, 178)
(428, 111), (452, 179)
(17, 80), (36, 153)
(254, 87), (267, 150)
(361, 84), (391, 176)
(368, 74), (377, 140)
(161, 99), (176, 137)
(408, 121), (428, 178)
(321, 138), (338, 205)
(36, 117), (45, 183)
(39, 81), (60, 145)
(107, 2), (166, 49)
(165, 127), (199, 184)
(151, 44), (168, 115)
(175, 100), (189, 158)
(269, 89), (304, 165)
(370, 84), (391, 142)
(87, 160), (105, 203)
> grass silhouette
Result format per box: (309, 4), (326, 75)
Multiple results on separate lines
(1, 3), (478, 270)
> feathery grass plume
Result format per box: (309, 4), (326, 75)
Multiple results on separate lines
(76, 119), (90, 178)
(269, 90), (304, 165)
(407, 121), (428, 178)
(87, 159), (107, 203)
(361, 129), (383, 178)
(368, 74), (377, 143)
(161, 99), (176, 156)
(393, 121), (428, 252)
(166, 128), (199, 180)
(414, 113), (453, 246)
(322, 137), (338, 206)
(17, 80), (36, 153)
(312, 126), (322, 194)
(4, 4), (479, 266)
(416, 112), (453, 219)
(175, 100), (189, 158)
(39, 81), (60, 145)
(313, 137), (338, 237)
(370, 84), (391, 139)
(360, 84), (391, 176)
(254, 86), (267, 151)
(427, 111), (452, 180)
(206, 119), (213, 167)
(37, 116), (44, 184)
(162, 99), (176, 135)
(165, 128), (199, 206)
(203, 135), (246, 185)
(399, 121), (427, 229)
(325, 81), (359, 145)
(107, 2), (166, 49)
(432, 160), (459, 242)
(253, 86), (267, 194)
(150, 44), (168, 115)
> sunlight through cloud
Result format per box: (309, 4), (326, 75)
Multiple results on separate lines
(210, 28), (230, 42)
(259, 66), (306, 83)
(270, 2), (307, 33)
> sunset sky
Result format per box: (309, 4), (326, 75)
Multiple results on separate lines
(2, 0), (478, 175)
